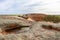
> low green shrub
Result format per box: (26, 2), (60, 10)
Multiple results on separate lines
(44, 15), (60, 23)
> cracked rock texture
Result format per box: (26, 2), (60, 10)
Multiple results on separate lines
(0, 16), (60, 40)
(0, 22), (60, 40)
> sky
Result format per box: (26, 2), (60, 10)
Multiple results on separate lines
(0, 0), (60, 15)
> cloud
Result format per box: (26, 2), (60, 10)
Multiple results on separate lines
(0, 0), (60, 15)
(24, 0), (60, 15)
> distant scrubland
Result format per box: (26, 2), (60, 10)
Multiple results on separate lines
(44, 15), (60, 23)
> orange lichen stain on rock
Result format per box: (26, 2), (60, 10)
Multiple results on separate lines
(0, 28), (7, 35)
(0, 24), (19, 35)
(8, 23), (18, 28)
(1, 31), (16, 35)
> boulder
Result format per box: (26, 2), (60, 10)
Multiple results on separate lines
(0, 16), (33, 33)
(0, 22), (60, 40)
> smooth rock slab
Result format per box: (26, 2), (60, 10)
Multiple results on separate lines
(0, 21), (60, 40)
(0, 16), (33, 32)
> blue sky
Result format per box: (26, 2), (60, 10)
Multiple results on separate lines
(0, 0), (60, 15)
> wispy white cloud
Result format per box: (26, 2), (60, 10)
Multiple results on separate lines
(0, 0), (60, 15)
(24, 0), (60, 15)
